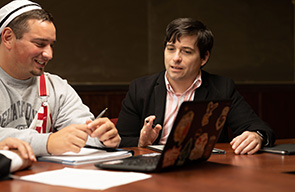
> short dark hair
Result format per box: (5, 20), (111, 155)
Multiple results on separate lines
(164, 18), (214, 60)
(1, 9), (53, 42)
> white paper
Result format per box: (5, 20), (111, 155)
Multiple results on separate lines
(20, 168), (151, 190)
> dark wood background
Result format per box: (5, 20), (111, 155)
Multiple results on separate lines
(1, 0), (293, 84)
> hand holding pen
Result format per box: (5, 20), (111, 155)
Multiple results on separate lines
(86, 107), (121, 148)
(88, 107), (108, 132)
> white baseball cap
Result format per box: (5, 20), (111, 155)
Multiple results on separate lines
(0, 0), (41, 34)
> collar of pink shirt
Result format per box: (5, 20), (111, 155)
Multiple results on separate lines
(164, 71), (202, 95)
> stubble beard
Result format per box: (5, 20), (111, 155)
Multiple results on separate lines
(30, 67), (45, 76)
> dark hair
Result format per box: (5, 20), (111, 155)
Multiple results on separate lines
(164, 18), (214, 60)
(3, 9), (53, 41)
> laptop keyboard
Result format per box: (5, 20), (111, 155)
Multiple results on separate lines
(120, 153), (161, 166)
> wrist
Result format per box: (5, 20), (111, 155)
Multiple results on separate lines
(46, 133), (54, 155)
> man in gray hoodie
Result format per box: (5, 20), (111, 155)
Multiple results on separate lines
(0, 0), (121, 156)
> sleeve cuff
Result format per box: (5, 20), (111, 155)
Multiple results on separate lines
(0, 150), (22, 172)
(256, 130), (269, 146)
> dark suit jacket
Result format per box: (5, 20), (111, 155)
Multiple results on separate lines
(0, 154), (11, 180)
(117, 70), (275, 147)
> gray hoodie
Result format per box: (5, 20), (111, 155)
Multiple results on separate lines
(0, 67), (103, 155)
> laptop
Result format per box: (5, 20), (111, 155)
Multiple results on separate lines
(147, 144), (226, 154)
(95, 100), (232, 172)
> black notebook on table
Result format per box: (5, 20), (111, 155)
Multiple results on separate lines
(259, 144), (295, 155)
(95, 100), (232, 172)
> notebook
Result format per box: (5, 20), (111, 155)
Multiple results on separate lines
(38, 147), (134, 165)
(95, 100), (232, 172)
(259, 144), (295, 155)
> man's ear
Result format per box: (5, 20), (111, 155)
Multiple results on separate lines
(1, 27), (15, 50)
(200, 51), (210, 67)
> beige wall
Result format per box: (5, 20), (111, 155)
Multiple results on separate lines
(1, 0), (293, 84)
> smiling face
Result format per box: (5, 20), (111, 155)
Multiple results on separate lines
(10, 19), (56, 79)
(164, 35), (209, 91)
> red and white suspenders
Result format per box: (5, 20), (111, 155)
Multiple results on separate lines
(29, 73), (52, 133)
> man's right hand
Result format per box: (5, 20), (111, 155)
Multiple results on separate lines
(47, 124), (92, 155)
(138, 115), (162, 147)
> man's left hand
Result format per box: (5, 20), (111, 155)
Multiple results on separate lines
(230, 131), (263, 155)
(87, 117), (121, 148)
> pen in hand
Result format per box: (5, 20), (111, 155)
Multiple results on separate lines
(88, 108), (108, 136)
(96, 108), (108, 119)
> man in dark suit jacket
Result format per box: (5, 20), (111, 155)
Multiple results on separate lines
(0, 137), (36, 180)
(116, 18), (275, 155)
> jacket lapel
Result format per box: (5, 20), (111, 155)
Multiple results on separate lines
(153, 72), (166, 144)
(194, 71), (209, 101)
(154, 74), (166, 125)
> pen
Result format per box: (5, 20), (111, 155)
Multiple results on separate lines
(212, 148), (226, 154)
(96, 108), (108, 119)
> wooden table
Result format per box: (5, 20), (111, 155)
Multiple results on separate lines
(1, 139), (294, 192)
